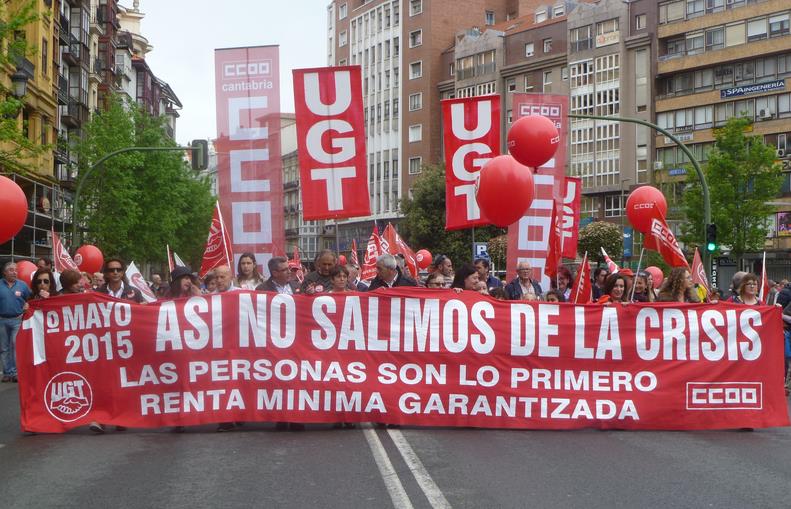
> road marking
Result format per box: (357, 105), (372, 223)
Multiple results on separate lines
(388, 429), (452, 509)
(362, 426), (414, 509)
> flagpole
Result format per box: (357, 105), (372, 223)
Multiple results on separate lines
(629, 248), (645, 302)
(575, 251), (587, 304)
(760, 251), (767, 302)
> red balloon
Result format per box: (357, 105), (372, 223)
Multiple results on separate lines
(75, 245), (104, 274)
(507, 115), (560, 168)
(416, 250), (432, 270)
(338, 255), (347, 266)
(16, 260), (36, 288)
(626, 186), (668, 233)
(0, 176), (28, 244)
(476, 155), (535, 227)
(644, 266), (664, 289)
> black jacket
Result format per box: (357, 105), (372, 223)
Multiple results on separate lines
(96, 283), (145, 303)
(366, 271), (417, 291)
(504, 277), (542, 300)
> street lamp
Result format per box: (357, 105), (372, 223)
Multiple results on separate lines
(10, 70), (29, 99)
(620, 177), (632, 265)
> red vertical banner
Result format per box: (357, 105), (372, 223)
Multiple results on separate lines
(214, 46), (283, 276)
(561, 177), (581, 258)
(506, 94), (569, 290)
(292, 66), (370, 220)
(441, 96), (500, 230)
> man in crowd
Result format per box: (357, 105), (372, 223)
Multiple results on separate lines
(347, 265), (368, 291)
(257, 257), (299, 295)
(301, 249), (337, 294)
(95, 258), (145, 303)
(505, 261), (542, 300)
(149, 273), (166, 298)
(0, 262), (31, 383)
(36, 257), (52, 271)
(367, 254), (417, 290)
(431, 254), (454, 288)
(213, 265), (236, 293)
(474, 258), (501, 291)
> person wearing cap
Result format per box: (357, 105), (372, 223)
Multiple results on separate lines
(164, 266), (202, 299)
(257, 257), (300, 295)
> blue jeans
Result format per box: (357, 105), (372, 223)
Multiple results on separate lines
(0, 316), (21, 377)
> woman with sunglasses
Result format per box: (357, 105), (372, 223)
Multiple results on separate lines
(729, 273), (761, 306)
(30, 268), (57, 300)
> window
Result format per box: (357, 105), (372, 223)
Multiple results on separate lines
(449, 62), (454, 76)
(408, 92), (422, 111)
(525, 42), (534, 57)
(635, 14), (646, 31)
(756, 96), (776, 119)
(694, 68), (713, 91)
(339, 59), (347, 66)
(596, 18), (618, 36)
(694, 105), (713, 129)
(507, 109), (513, 124)
(485, 10), (495, 26)
(571, 25), (592, 51)
(561, 66), (569, 81)
(659, 1), (685, 24)
(543, 38), (552, 53)
(675, 108), (693, 130)
(506, 78), (516, 92)
(770, 14), (790, 37)
(686, 0), (704, 18)
(779, 93), (791, 118)
(543, 70), (552, 92)
(524, 74), (533, 91)
(409, 61), (422, 79)
(747, 18), (768, 42)
(667, 37), (685, 56)
(409, 0), (422, 16)
(725, 22), (745, 47)
(604, 195), (623, 218)
(706, 0), (724, 13)
(734, 98), (754, 120)
(409, 29), (422, 48)
(756, 57), (777, 79)
(339, 30), (347, 47)
(705, 27), (724, 50)
(553, 4), (565, 17)
(339, 3), (347, 19)
(686, 32), (704, 55)
(715, 102), (733, 126)
(408, 125), (422, 142)
(408, 157), (422, 174)
(41, 38), (47, 77)
(535, 10), (547, 23)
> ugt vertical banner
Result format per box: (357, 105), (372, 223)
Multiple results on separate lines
(442, 95), (500, 230)
(506, 94), (569, 290)
(293, 66), (370, 220)
(214, 46), (284, 275)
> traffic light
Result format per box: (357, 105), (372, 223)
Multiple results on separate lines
(190, 139), (208, 171)
(705, 223), (717, 252)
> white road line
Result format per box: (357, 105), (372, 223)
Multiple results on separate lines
(387, 429), (452, 509)
(362, 426), (415, 509)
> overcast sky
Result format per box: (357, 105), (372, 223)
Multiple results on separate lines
(130, 0), (328, 146)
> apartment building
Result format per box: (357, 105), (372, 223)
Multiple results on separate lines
(655, 0), (791, 278)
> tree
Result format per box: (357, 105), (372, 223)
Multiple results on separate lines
(399, 163), (505, 268)
(681, 117), (782, 266)
(577, 221), (622, 265)
(76, 95), (214, 266)
(0, 1), (47, 174)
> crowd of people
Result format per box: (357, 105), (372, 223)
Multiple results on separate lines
(2, 248), (791, 431)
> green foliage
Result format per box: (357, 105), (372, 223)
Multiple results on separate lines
(487, 234), (507, 269)
(399, 163), (505, 269)
(76, 95), (214, 266)
(578, 221), (622, 264)
(681, 117), (782, 263)
(0, 0), (47, 173)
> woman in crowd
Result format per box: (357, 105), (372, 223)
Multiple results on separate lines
(657, 267), (699, 303)
(544, 289), (566, 303)
(729, 273), (761, 305)
(451, 263), (480, 291)
(30, 268), (56, 300)
(60, 269), (85, 294)
(550, 266), (572, 301)
(488, 287), (508, 300)
(631, 272), (655, 303)
(596, 273), (628, 305)
(425, 272), (446, 289)
(328, 265), (351, 293)
(592, 268), (609, 300)
(236, 252), (265, 290)
(165, 266), (202, 299)
(202, 271), (217, 294)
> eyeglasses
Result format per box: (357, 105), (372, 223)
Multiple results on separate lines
(105, 267), (123, 273)
(745, 282), (758, 286)
(34, 279), (50, 284)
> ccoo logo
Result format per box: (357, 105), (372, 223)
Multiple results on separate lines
(45, 372), (93, 422)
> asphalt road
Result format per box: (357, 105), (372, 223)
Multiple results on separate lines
(1, 382), (790, 508)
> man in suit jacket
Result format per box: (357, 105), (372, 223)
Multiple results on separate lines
(367, 254), (417, 291)
(256, 257), (300, 295)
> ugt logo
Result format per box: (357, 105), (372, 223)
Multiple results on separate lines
(45, 372), (93, 422)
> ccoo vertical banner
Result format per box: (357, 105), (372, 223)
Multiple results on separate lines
(293, 66), (370, 220)
(506, 94), (569, 290)
(214, 46), (284, 276)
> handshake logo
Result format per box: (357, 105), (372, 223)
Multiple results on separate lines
(46, 372), (93, 422)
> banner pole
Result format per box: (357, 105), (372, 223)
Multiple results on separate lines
(629, 247), (645, 302)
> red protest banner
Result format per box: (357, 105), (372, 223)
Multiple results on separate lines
(17, 291), (789, 432)
(52, 230), (78, 273)
(199, 201), (234, 277)
(293, 66), (370, 220)
(441, 96), (500, 230)
(214, 46), (284, 272)
(561, 177), (581, 258)
(643, 214), (690, 268)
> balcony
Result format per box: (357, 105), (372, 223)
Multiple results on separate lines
(57, 75), (68, 105)
(62, 35), (81, 65)
(54, 137), (69, 164)
(61, 99), (88, 128)
(58, 15), (69, 45)
(285, 228), (299, 238)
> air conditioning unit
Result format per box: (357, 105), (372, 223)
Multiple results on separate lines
(778, 148), (786, 158)
(759, 109), (774, 119)
(654, 161), (664, 170)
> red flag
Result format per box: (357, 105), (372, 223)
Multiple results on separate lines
(361, 225), (384, 281)
(544, 202), (562, 279)
(293, 66), (370, 220)
(759, 251), (769, 304)
(643, 213), (689, 268)
(289, 245), (304, 283)
(51, 230), (78, 272)
(382, 223), (418, 278)
(561, 177), (581, 258)
(570, 252), (592, 304)
(691, 248), (710, 294)
(199, 202), (233, 277)
(441, 95), (500, 230)
(350, 239), (359, 267)
(600, 247), (619, 274)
